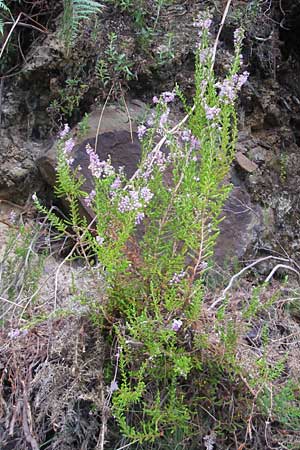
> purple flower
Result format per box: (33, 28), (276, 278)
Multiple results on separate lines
(59, 124), (70, 139)
(96, 236), (104, 245)
(86, 144), (115, 178)
(216, 72), (249, 104)
(8, 328), (28, 339)
(147, 113), (155, 127)
(236, 71), (249, 89)
(169, 270), (186, 285)
(204, 104), (220, 120)
(118, 195), (131, 213)
(153, 150), (167, 171)
(140, 187), (153, 203)
(135, 212), (145, 224)
(64, 138), (75, 154)
(181, 129), (192, 142)
(152, 96), (159, 104)
(159, 108), (170, 128)
(137, 125), (147, 140)
(110, 176), (122, 191)
(84, 189), (96, 207)
(199, 48), (212, 64)
(162, 91), (175, 103)
(193, 13), (213, 35)
(171, 319), (183, 332)
(9, 210), (17, 224)
(216, 79), (236, 103)
(190, 136), (200, 150)
(118, 186), (153, 215)
(203, 18), (212, 29)
(129, 189), (142, 209)
(234, 28), (244, 47)
(200, 80), (208, 93)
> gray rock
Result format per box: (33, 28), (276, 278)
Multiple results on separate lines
(236, 151), (258, 173)
(37, 107), (262, 266)
(37, 101), (147, 186)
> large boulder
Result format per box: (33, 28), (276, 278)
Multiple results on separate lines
(37, 101), (262, 266)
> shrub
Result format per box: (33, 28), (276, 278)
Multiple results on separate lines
(33, 12), (250, 447)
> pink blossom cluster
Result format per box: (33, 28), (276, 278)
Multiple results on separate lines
(59, 123), (70, 139)
(152, 91), (176, 104)
(142, 148), (167, 180)
(118, 186), (153, 224)
(169, 269), (186, 285)
(63, 138), (75, 166)
(180, 129), (200, 150)
(137, 125), (147, 140)
(57, 124), (75, 166)
(203, 103), (221, 121)
(171, 319), (183, 332)
(234, 28), (244, 48)
(84, 189), (96, 207)
(215, 71), (249, 104)
(198, 47), (212, 64)
(86, 144), (115, 179)
(193, 12), (212, 37)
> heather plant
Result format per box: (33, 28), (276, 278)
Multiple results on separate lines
(33, 11), (251, 447)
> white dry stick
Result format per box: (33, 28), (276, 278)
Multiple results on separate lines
(209, 256), (292, 309)
(95, 84), (114, 151)
(264, 264), (300, 283)
(114, 441), (139, 450)
(120, 87), (134, 143)
(211, 0), (233, 66)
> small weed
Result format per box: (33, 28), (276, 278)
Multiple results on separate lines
(48, 78), (89, 123)
(95, 58), (110, 86)
(77, 112), (91, 138)
(106, 32), (135, 81)
(155, 32), (175, 67)
(280, 153), (288, 182)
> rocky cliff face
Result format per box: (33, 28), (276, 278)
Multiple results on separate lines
(1, 0), (300, 263)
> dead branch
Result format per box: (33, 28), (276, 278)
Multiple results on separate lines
(209, 256), (293, 309)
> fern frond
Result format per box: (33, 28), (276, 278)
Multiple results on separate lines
(62, 0), (103, 53)
(73, 0), (102, 20)
(0, 1), (9, 12)
(0, 0), (10, 36)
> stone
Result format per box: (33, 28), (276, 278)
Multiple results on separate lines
(215, 185), (262, 265)
(37, 101), (147, 187)
(236, 151), (258, 173)
(38, 118), (262, 267)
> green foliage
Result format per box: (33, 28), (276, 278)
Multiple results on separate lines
(62, 0), (103, 54)
(0, 220), (47, 325)
(95, 31), (136, 93)
(48, 78), (89, 121)
(77, 112), (90, 138)
(33, 12), (256, 447)
(0, 0), (10, 36)
(228, 0), (263, 28)
(105, 32), (135, 81)
(155, 32), (175, 67)
(95, 58), (110, 86)
(260, 381), (300, 431)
